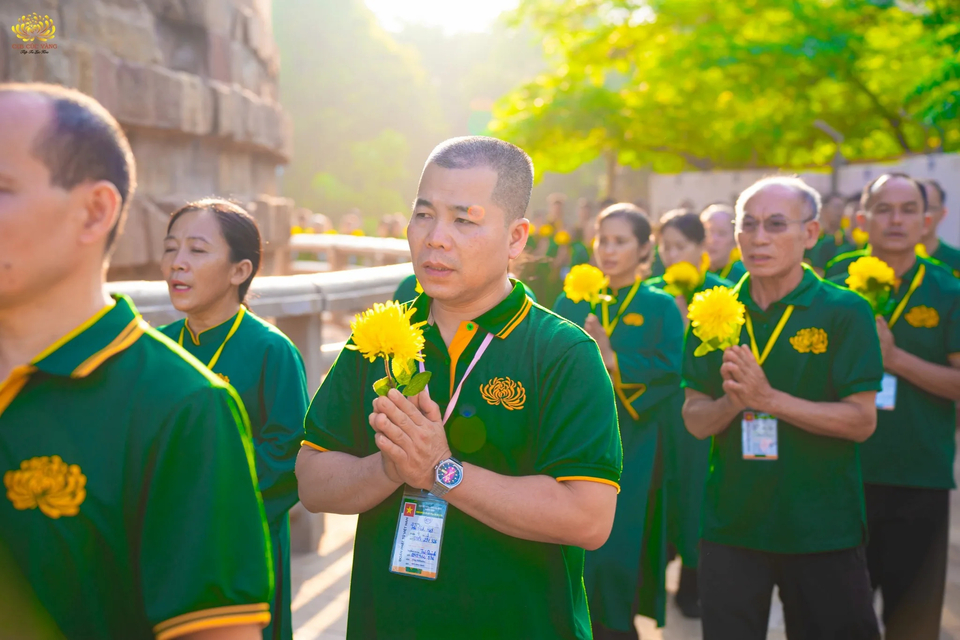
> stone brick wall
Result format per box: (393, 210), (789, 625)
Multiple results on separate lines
(1, 0), (294, 280)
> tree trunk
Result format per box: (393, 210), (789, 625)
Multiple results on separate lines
(605, 151), (618, 201)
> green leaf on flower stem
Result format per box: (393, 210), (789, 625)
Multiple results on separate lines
(392, 357), (414, 386)
(373, 376), (394, 396)
(402, 371), (432, 397)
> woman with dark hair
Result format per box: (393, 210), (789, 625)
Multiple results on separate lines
(646, 208), (733, 619)
(158, 198), (307, 640)
(554, 203), (683, 639)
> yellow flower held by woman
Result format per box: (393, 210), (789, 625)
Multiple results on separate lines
(347, 301), (426, 367)
(688, 286), (746, 356)
(554, 230), (571, 246)
(539, 223), (555, 237)
(663, 260), (703, 299)
(351, 229), (365, 237)
(563, 264), (610, 306)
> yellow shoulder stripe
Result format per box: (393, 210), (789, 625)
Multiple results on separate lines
(154, 603), (270, 639)
(301, 440), (329, 452)
(497, 295), (532, 339)
(556, 476), (621, 494)
(72, 318), (146, 378)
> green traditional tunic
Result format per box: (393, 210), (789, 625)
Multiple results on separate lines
(710, 260), (746, 284)
(160, 309), (307, 640)
(554, 279), (682, 630)
(647, 271), (733, 568)
(0, 296), (272, 639)
(933, 240), (960, 278)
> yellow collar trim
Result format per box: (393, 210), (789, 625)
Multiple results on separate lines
(31, 300), (117, 365)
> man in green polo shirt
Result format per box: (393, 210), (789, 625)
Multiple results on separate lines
(830, 173), (960, 640)
(920, 179), (960, 276)
(683, 176), (883, 639)
(0, 83), (271, 639)
(296, 136), (622, 639)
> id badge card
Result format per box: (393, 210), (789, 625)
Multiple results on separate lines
(742, 411), (778, 460)
(389, 487), (448, 580)
(876, 373), (897, 411)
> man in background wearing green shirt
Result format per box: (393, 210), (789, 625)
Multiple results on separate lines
(683, 177), (882, 640)
(702, 204), (747, 283)
(920, 180), (960, 276)
(297, 137), (621, 639)
(834, 174), (960, 640)
(0, 83), (271, 640)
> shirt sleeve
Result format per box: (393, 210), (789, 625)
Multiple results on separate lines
(255, 340), (309, 526)
(142, 385), (272, 640)
(830, 294), (884, 398)
(303, 344), (373, 457)
(534, 338), (622, 488)
(613, 295), (683, 417)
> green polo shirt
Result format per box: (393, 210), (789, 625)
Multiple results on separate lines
(829, 257), (960, 488)
(933, 240), (960, 278)
(683, 267), (884, 553)
(304, 281), (621, 639)
(0, 295), (272, 639)
(394, 273), (538, 305)
(807, 232), (855, 271)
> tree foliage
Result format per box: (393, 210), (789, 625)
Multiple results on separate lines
(491, 0), (960, 177)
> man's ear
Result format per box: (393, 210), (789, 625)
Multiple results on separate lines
(508, 218), (530, 259)
(77, 180), (122, 248)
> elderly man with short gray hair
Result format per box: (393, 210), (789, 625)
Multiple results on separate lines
(682, 176), (884, 640)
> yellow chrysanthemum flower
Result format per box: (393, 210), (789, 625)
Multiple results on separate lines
(845, 256), (895, 292)
(323, 228), (338, 235)
(852, 227), (869, 247)
(563, 264), (609, 305)
(841, 216), (851, 230)
(729, 247), (741, 263)
(663, 261), (703, 298)
(554, 230), (571, 246)
(290, 225), (304, 236)
(351, 229), (365, 237)
(347, 301), (426, 367)
(688, 286), (746, 356)
(539, 223), (555, 237)
(528, 224), (538, 237)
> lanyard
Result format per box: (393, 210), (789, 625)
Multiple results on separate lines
(888, 263), (925, 329)
(720, 262), (733, 280)
(179, 307), (245, 371)
(601, 278), (642, 337)
(419, 332), (494, 425)
(744, 305), (794, 366)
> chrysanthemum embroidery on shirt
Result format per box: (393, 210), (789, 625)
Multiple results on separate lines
(905, 306), (939, 328)
(789, 328), (828, 354)
(5, 455), (86, 518)
(480, 377), (526, 410)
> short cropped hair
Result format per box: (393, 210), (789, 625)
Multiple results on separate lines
(700, 203), (735, 224)
(425, 136), (534, 221)
(0, 82), (136, 253)
(661, 209), (705, 244)
(861, 173), (928, 212)
(924, 179), (946, 206)
(736, 176), (822, 221)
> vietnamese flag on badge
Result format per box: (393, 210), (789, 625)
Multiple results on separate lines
(403, 502), (416, 517)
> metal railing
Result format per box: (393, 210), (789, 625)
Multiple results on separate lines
(106, 262), (413, 393)
(287, 234), (411, 274)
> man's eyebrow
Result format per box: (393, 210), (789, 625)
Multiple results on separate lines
(413, 198), (434, 210)
(450, 204), (470, 214)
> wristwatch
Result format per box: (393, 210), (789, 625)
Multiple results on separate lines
(430, 457), (464, 498)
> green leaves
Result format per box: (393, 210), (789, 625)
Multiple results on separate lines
(373, 376), (394, 397)
(402, 372), (432, 397)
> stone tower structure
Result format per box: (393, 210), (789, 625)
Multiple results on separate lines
(1, 0), (293, 280)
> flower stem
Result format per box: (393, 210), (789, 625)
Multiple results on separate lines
(384, 357), (396, 387)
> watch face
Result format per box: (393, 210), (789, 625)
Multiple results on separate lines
(437, 460), (463, 488)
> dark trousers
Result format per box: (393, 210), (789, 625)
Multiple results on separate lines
(865, 483), (949, 640)
(699, 539), (879, 640)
